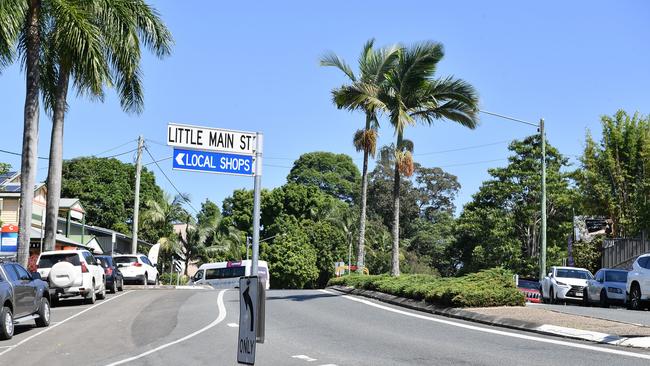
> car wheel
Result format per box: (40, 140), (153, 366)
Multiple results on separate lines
(155, 275), (160, 286)
(600, 289), (609, 308)
(110, 281), (117, 294)
(0, 306), (14, 340)
(583, 291), (590, 307)
(118, 278), (124, 292)
(97, 282), (106, 300)
(35, 298), (51, 327)
(142, 273), (148, 286)
(50, 294), (60, 308)
(86, 281), (97, 304)
(630, 284), (642, 311)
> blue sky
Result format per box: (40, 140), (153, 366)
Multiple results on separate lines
(1, 0), (649, 215)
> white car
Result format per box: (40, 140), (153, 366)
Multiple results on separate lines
(114, 254), (159, 285)
(541, 266), (593, 304)
(37, 250), (106, 305)
(626, 254), (650, 310)
(190, 260), (270, 290)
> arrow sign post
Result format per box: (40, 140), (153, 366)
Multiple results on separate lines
(238, 276), (259, 365)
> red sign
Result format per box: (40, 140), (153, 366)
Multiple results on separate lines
(1, 224), (18, 233)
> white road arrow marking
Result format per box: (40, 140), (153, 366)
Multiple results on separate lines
(175, 152), (185, 166)
(292, 355), (317, 362)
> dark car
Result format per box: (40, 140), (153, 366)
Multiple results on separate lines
(517, 278), (542, 303)
(0, 258), (51, 340)
(96, 256), (124, 293)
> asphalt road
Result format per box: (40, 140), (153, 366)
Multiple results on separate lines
(2, 288), (650, 365)
(529, 302), (650, 326)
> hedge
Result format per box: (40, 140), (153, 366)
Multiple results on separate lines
(328, 268), (525, 308)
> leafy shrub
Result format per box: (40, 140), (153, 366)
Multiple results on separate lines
(328, 268), (524, 308)
(160, 273), (189, 285)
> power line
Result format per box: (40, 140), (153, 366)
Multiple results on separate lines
(0, 148), (49, 160)
(439, 158), (508, 168)
(94, 139), (138, 156)
(143, 145), (199, 214)
(480, 109), (538, 127)
(414, 140), (510, 156)
(144, 156), (172, 166)
(104, 148), (138, 159)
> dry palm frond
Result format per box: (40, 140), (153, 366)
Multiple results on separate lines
(353, 128), (378, 156)
(395, 150), (415, 177)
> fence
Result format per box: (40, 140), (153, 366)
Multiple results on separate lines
(602, 232), (650, 269)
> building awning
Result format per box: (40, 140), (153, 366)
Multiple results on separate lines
(29, 227), (91, 249)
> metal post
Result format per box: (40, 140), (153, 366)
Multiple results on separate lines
(39, 209), (45, 253)
(540, 118), (547, 281)
(348, 234), (352, 275)
(246, 236), (251, 261)
(111, 232), (116, 255)
(251, 133), (263, 276)
(132, 135), (144, 254)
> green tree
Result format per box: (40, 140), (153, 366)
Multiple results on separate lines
(579, 110), (650, 237)
(454, 136), (576, 276)
(303, 220), (347, 287)
(0, 0), (40, 266)
(262, 217), (318, 289)
(376, 42), (479, 276)
(287, 152), (360, 203)
(321, 40), (400, 273)
(140, 192), (188, 245)
(61, 157), (165, 236)
(42, 0), (173, 251)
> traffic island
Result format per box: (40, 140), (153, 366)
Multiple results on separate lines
(328, 285), (650, 349)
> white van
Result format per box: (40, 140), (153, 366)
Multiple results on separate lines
(190, 260), (270, 290)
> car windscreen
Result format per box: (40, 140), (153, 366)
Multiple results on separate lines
(38, 254), (81, 268)
(517, 281), (540, 290)
(605, 271), (628, 283)
(96, 257), (112, 268)
(114, 257), (138, 264)
(556, 269), (592, 279)
(205, 266), (246, 280)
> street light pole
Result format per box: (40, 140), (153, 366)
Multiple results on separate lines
(539, 118), (547, 280)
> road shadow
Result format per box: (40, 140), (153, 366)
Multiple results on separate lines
(13, 324), (36, 336)
(266, 292), (341, 302)
(51, 298), (91, 308)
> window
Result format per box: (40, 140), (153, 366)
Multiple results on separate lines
(193, 270), (204, 281)
(12, 264), (31, 281)
(605, 271), (628, 283)
(594, 271), (603, 282)
(3, 264), (19, 282)
(97, 257), (111, 269)
(140, 256), (152, 266)
(638, 257), (649, 269)
(38, 253), (81, 268)
(83, 252), (96, 265)
(555, 269), (592, 280)
(114, 257), (138, 265)
(205, 266), (246, 280)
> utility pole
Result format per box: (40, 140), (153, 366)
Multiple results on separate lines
(539, 119), (547, 281)
(132, 135), (144, 254)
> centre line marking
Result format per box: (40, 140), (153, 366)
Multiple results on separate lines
(105, 289), (227, 366)
(320, 289), (650, 361)
(0, 291), (133, 357)
(227, 322), (239, 328)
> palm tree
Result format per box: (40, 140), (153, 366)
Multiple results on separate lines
(142, 193), (188, 237)
(42, 0), (173, 251)
(321, 39), (399, 274)
(0, 0), (41, 266)
(379, 42), (479, 276)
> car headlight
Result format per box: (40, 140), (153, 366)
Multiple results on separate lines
(607, 287), (623, 294)
(556, 281), (568, 286)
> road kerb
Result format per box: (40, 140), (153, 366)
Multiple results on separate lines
(327, 285), (650, 349)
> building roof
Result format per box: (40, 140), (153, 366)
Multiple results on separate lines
(29, 227), (90, 249)
(0, 171), (19, 185)
(0, 182), (46, 197)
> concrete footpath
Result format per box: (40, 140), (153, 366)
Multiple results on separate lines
(328, 285), (650, 349)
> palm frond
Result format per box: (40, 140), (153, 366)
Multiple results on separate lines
(353, 128), (378, 156)
(320, 51), (356, 81)
(0, 0), (26, 72)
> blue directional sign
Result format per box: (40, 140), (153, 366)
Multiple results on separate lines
(172, 148), (254, 176)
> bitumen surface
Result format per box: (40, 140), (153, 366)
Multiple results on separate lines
(2, 288), (650, 365)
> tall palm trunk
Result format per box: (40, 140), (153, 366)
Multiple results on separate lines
(44, 68), (70, 251)
(391, 132), (403, 276)
(356, 115), (371, 273)
(17, 0), (41, 267)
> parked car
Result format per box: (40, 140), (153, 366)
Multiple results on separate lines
(36, 250), (106, 305)
(189, 260), (270, 290)
(517, 278), (541, 303)
(541, 266), (593, 304)
(0, 258), (51, 340)
(114, 254), (159, 285)
(584, 269), (628, 307)
(626, 253), (650, 310)
(96, 256), (124, 294)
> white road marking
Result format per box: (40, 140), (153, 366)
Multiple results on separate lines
(292, 355), (317, 362)
(105, 289), (227, 366)
(227, 322), (239, 328)
(0, 291), (133, 357)
(321, 289), (650, 360)
(319, 364), (337, 366)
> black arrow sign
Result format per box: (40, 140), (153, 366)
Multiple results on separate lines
(243, 282), (254, 332)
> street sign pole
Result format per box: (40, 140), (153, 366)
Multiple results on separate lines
(540, 118), (547, 281)
(251, 133), (263, 277)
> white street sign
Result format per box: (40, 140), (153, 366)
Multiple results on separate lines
(167, 122), (256, 155)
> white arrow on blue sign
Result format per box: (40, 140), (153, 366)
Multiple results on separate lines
(172, 148), (255, 176)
